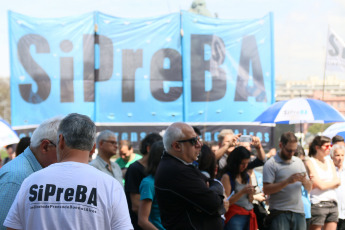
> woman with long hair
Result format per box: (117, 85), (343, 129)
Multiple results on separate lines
(138, 141), (165, 230)
(221, 146), (257, 230)
(305, 136), (340, 230)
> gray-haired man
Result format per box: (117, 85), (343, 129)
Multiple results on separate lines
(0, 116), (62, 230)
(4, 113), (132, 230)
(89, 130), (123, 186)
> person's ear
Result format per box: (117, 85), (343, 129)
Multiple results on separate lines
(89, 143), (96, 156)
(172, 142), (181, 151)
(40, 140), (50, 153)
(58, 134), (65, 150)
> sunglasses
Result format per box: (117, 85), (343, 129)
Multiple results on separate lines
(283, 146), (296, 154)
(321, 144), (332, 150)
(103, 140), (118, 146)
(176, 136), (200, 146)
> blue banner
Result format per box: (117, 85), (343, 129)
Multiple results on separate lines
(94, 12), (182, 123)
(9, 11), (274, 127)
(181, 11), (275, 122)
(9, 11), (95, 126)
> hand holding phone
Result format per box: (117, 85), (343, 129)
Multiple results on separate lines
(239, 135), (252, 143)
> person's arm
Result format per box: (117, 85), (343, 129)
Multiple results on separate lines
(215, 134), (241, 160)
(251, 136), (266, 161)
(263, 173), (305, 195)
(130, 193), (141, 214)
(138, 199), (158, 230)
(169, 167), (223, 215)
(215, 142), (231, 160)
(305, 159), (340, 190)
(221, 174), (254, 205)
(253, 193), (266, 202)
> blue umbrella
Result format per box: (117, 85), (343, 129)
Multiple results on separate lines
(254, 98), (345, 124)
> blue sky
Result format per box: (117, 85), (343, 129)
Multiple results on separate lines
(1, 0), (345, 81)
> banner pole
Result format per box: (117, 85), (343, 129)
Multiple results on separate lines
(322, 26), (329, 101)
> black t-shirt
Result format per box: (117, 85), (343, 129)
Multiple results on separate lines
(124, 161), (147, 230)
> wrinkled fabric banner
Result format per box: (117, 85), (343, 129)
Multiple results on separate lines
(181, 11), (274, 122)
(9, 11), (95, 126)
(94, 12), (182, 123)
(9, 11), (274, 127)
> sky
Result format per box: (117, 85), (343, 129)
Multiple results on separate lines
(1, 0), (345, 81)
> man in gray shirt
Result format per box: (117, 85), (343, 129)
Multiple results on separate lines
(263, 132), (312, 230)
(89, 130), (123, 186)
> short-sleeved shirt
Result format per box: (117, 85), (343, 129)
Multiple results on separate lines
(0, 147), (42, 230)
(116, 154), (142, 169)
(263, 153), (307, 213)
(4, 162), (132, 230)
(125, 161), (147, 230)
(89, 155), (123, 187)
(139, 175), (165, 230)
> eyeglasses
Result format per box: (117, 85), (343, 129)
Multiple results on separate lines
(103, 140), (118, 146)
(283, 147), (296, 154)
(321, 144), (332, 150)
(176, 136), (200, 146)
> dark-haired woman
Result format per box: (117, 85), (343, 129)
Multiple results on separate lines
(138, 141), (165, 230)
(305, 136), (340, 230)
(221, 146), (257, 230)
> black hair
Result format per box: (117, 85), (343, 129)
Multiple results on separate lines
(140, 133), (162, 155)
(309, 136), (331, 157)
(15, 137), (30, 156)
(280, 132), (298, 146)
(332, 135), (344, 144)
(146, 141), (164, 176)
(192, 126), (201, 136)
(198, 145), (216, 179)
(222, 146), (251, 184)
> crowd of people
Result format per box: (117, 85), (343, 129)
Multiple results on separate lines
(0, 113), (345, 230)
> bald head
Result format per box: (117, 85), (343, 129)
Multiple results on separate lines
(163, 122), (189, 152)
(163, 122), (202, 163)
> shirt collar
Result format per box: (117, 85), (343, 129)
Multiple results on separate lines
(23, 146), (43, 171)
(96, 154), (111, 168)
(164, 151), (194, 166)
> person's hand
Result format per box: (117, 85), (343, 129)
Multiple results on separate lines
(251, 136), (261, 149)
(253, 193), (266, 202)
(287, 173), (305, 184)
(231, 134), (241, 147)
(241, 184), (255, 194)
(222, 134), (241, 149)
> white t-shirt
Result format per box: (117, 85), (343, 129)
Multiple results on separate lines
(4, 162), (133, 230)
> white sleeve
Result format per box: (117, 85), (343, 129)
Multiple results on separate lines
(3, 182), (26, 229)
(111, 183), (133, 230)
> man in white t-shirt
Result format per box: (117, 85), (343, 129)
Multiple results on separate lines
(4, 113), (133, 230)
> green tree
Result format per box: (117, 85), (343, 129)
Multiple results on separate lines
(0, 77), (11, 124)
(307, 123), (332, 135)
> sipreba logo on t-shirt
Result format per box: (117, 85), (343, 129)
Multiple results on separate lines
(29, 184), (97, 206)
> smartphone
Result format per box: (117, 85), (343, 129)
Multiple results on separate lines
(239, 135), (252, 143)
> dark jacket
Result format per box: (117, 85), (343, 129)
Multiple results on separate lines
(155, 152), (224, 230)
